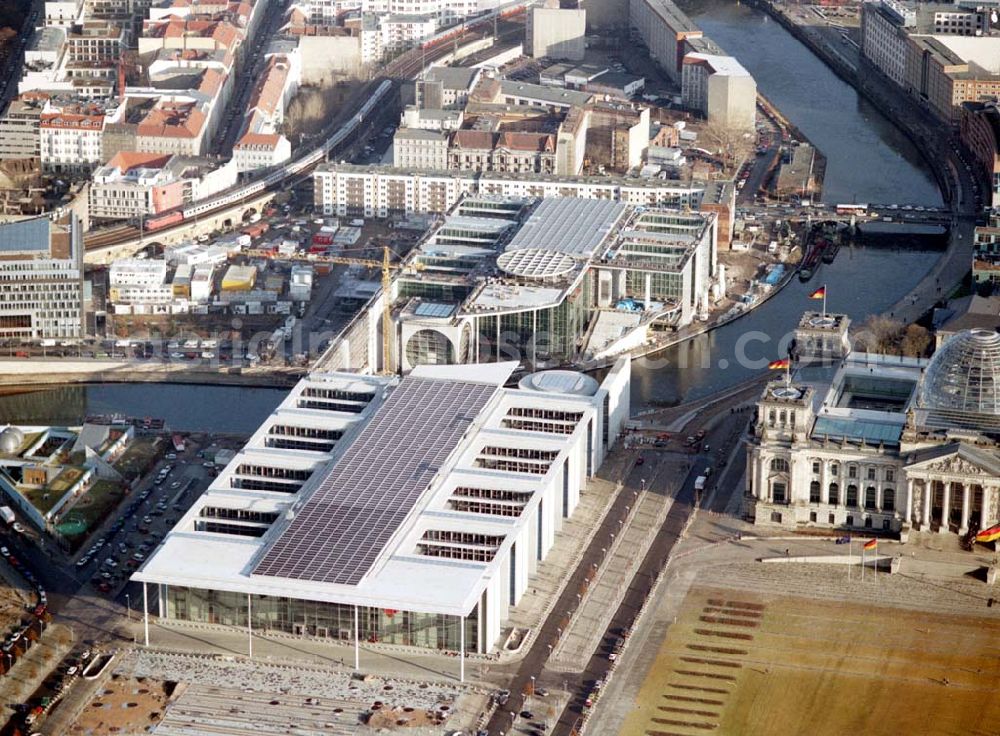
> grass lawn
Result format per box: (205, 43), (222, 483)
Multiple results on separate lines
(65, 479), (125, 533)
(48, 467), (84, 494)
(113, 437), (162, 479)
(18, 485), (72, 516)
(619, 586), (1000, 736)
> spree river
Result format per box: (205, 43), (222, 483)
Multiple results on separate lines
(630, 0), (947, 408)
(0, 1), (950, 428)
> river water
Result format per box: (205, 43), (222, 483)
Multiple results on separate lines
(629, 0), (947, 408)
(0, 2), (950, 427)
(0, 384), (286, 434)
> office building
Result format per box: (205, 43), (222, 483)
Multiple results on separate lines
(133, 359), (631, 657)
(681, 53), (756, 130)
(0, 216), (85, 340)
(960, 101), (1000, 209)
(526, 0), (586, 61)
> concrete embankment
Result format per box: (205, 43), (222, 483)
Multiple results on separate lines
(0, 360), (302, 389)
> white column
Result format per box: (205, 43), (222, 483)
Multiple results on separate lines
(354, 606), (360, 670)
(922, 479), (932, 528)
(960, 483), (971, 535)
(820, 461), (828, 505)
(142, 582), (149, 647)
(247, 593), (253, 659)
(756, 454), (766, 499)
(459, 615), (465, 683)
(904, 478), (914, 523)
(531, 309), (537, 370)
(940, 481), (951, 534)
(981, 486), (990, 530)
(644, 273), (651, 307)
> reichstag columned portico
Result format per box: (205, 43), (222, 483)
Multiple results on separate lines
(748, 326), (1000, 538)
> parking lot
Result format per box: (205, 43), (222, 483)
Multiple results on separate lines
(70, 434), (240, 607)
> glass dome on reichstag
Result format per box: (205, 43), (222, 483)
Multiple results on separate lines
(920, 329), (1000, 417)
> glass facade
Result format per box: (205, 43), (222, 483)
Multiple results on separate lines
(164, 586), (480, 652)
(405, 328), (455, 366)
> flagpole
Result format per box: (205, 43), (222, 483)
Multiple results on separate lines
(847, 536), (851, 581)
(822, 285), (827, 319)
(861, 546), (865, 582)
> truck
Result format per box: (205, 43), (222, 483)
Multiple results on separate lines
(0, 507), (15, 525)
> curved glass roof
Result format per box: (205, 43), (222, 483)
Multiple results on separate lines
(920, 329), (1000, 416)
(497, 248), (576, 281)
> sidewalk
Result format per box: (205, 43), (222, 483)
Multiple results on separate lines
(549, 486), (672, 672)
(503, 459), (626, 656)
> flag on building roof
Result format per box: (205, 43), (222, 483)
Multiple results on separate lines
(863, 538), (877, 550)
(810, 286), (827, 299)
(768, 358), (791, 370)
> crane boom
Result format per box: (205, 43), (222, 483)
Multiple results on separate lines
(241, 245), (423, 374)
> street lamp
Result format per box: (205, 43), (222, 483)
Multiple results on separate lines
(125, 593), (131, 622)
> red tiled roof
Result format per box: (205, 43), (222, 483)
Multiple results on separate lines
(450, 129), (496, 150)
(235, 132), (281, 148)
(499, 131), (555, 152)
(106, 151), (172, 170)
(136, 102), (206, 138)
(40, 113), (104, 129)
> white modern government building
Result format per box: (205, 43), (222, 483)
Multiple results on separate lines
(133, 359), (630, 660)
(749, 318), (1000, 540)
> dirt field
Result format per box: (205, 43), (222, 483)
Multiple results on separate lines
(67, 675), (171, 735)
(619, 585), (1000, 736)
(0, 573), (31, 627)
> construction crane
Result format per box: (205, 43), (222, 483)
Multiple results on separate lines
(243, 245), (424, 374)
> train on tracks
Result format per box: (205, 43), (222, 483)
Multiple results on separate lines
(142, 79), (394, 234)
(418, 1), (527, 50)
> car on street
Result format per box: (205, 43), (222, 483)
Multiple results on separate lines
(0, 547), (7, 557)
(12, 523), (23, 534)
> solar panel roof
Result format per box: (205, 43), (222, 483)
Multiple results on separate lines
(252, 376), (498, 585)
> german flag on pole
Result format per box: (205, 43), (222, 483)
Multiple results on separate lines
(863, 538), (877, 550)
(975, 524), (1000, 543)
(768, 358), (791, 370)
(810, 286), (827, 300)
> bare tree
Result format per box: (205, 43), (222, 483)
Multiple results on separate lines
(701, 122), (754, 176)
(854, 315), (905, 354)
(901, 324), (931, 357)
